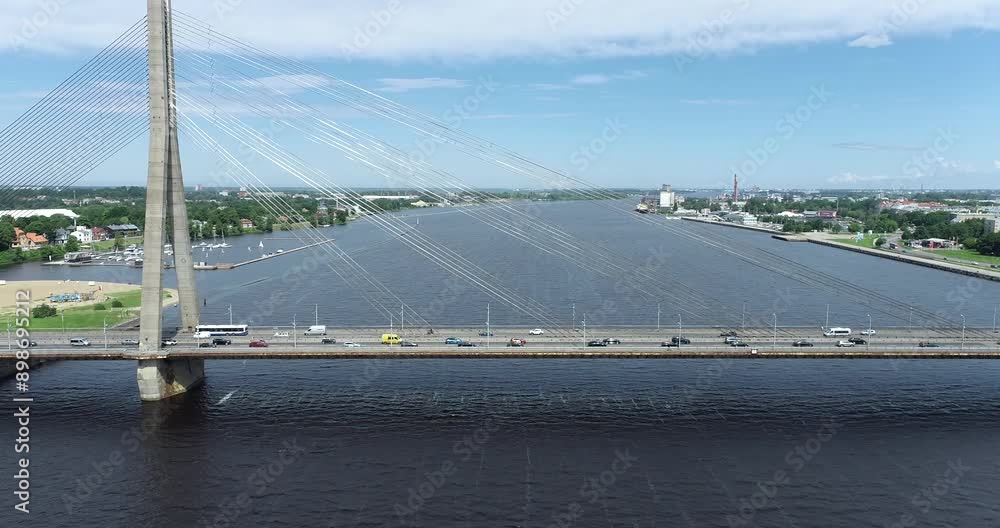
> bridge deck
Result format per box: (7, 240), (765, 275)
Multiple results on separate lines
(4, 346), (999, 360)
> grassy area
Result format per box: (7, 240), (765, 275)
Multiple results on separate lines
(3, 289), (172, 331)
(833, 234), (891, 249)
(929, 249), (1000, 266)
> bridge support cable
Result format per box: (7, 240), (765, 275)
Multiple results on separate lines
(177, 116), (429, 329)
(169, 47), (723, 323)
(0, 18), (150, 207)
(175, 91), (569, 333)
(169, 14), (969, 332)
(180, 103), (568, 334)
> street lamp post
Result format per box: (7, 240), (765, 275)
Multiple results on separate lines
(677, 314), (683, 349)
(657, 302), (661, 331)
(572, 303), (576, 332)
(292, 316), (297, 349)
(104, 318), (108, 350)
(825, 304), (830, 329)
(486, 302), (491, 349)
(315, 304), (319, 327)
(908, 306), (913, 331)
(60, 310), (65, 337)
(228, 304), (233, 325)
(960, 314), (966, 350)
(582, 313), (587, 347)
(772, 313), (777, 351)
(7, 323), (11, 351)
(993, 304), (998, 334)
(867, 313), (871, 352)
(401, 304), (405, 337)
(741, 302), (747, 333)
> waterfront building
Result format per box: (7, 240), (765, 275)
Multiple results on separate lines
(659, 185), (676, 208)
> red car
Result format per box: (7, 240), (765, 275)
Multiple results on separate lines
(249, 340), (268, 348)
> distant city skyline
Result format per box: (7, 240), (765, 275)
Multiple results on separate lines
(1, 1), (999, 189)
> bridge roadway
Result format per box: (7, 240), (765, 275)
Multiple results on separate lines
(3, 326), (998, 360)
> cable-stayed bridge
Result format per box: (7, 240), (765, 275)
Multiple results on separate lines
(1, 1), (998, 401)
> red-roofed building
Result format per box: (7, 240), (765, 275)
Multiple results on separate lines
(13, 228), (48, 250)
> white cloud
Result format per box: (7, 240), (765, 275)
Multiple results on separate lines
(3, 1), (999, 60)
(847, 33), (893, 48)
(375, 78), (470, 93)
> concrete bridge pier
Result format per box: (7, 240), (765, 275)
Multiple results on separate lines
(137, 359), (205, 401)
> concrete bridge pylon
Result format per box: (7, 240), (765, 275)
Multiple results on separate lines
(137, 0), (203, 401)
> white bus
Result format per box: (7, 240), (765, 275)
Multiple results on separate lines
(823, 327), (852, 337)
(195, 324), (249, 337)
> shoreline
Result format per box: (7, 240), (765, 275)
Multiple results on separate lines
(682, 217), (1000, 283)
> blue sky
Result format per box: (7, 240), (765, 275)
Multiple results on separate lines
(1, 1), (999, 190)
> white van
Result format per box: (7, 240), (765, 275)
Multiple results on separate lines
(823, 327), (852, 337)
(304, 325), (327, 336)
(70, 338), (91, 347)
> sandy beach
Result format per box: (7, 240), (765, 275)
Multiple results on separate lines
(0, 280), (178, 312)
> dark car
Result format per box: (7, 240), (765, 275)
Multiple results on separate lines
(321, 338), (337, 344)
(849, 337), (867, 345)
(587, 340), (607, 347)
(671, 337), (691, 345)
(603, 338), (622, 345)
(198, 342), (216, 348)
(792, 340), (814, 347)
(918, 342), (941, 348)
(400, 341), (419, 347)
(720, 330), (739, 337)
(478, 331), (494, 337)
(445, 337), (463, 345)
(730, 341), (750, 347)
(212, 338), (232, 346)
(660, 341), (678, 348)
(457, 342), (477, 347)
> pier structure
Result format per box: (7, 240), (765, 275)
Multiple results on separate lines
(136, 0), (203, 400)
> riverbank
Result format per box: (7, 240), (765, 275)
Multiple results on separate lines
(683, 217), (1000, 283)
(0, 280), (178, 330)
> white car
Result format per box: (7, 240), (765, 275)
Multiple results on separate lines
(161, 339), (178, 346)
(836, 340), (855, 348)
(860, 329), (877, 336)
(528, 328), (544, 335)
(273, 331), (290, 338)
(344, 341), (362, 348)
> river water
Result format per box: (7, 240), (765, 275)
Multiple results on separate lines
(2, 200), (999, 526)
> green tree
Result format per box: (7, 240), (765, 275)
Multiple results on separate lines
(113, 233), (125, 250)
(64, 236), (80, 252)
(874, 237), (887, 247)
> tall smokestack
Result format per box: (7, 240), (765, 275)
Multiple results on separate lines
(733, 173), (739, 202)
